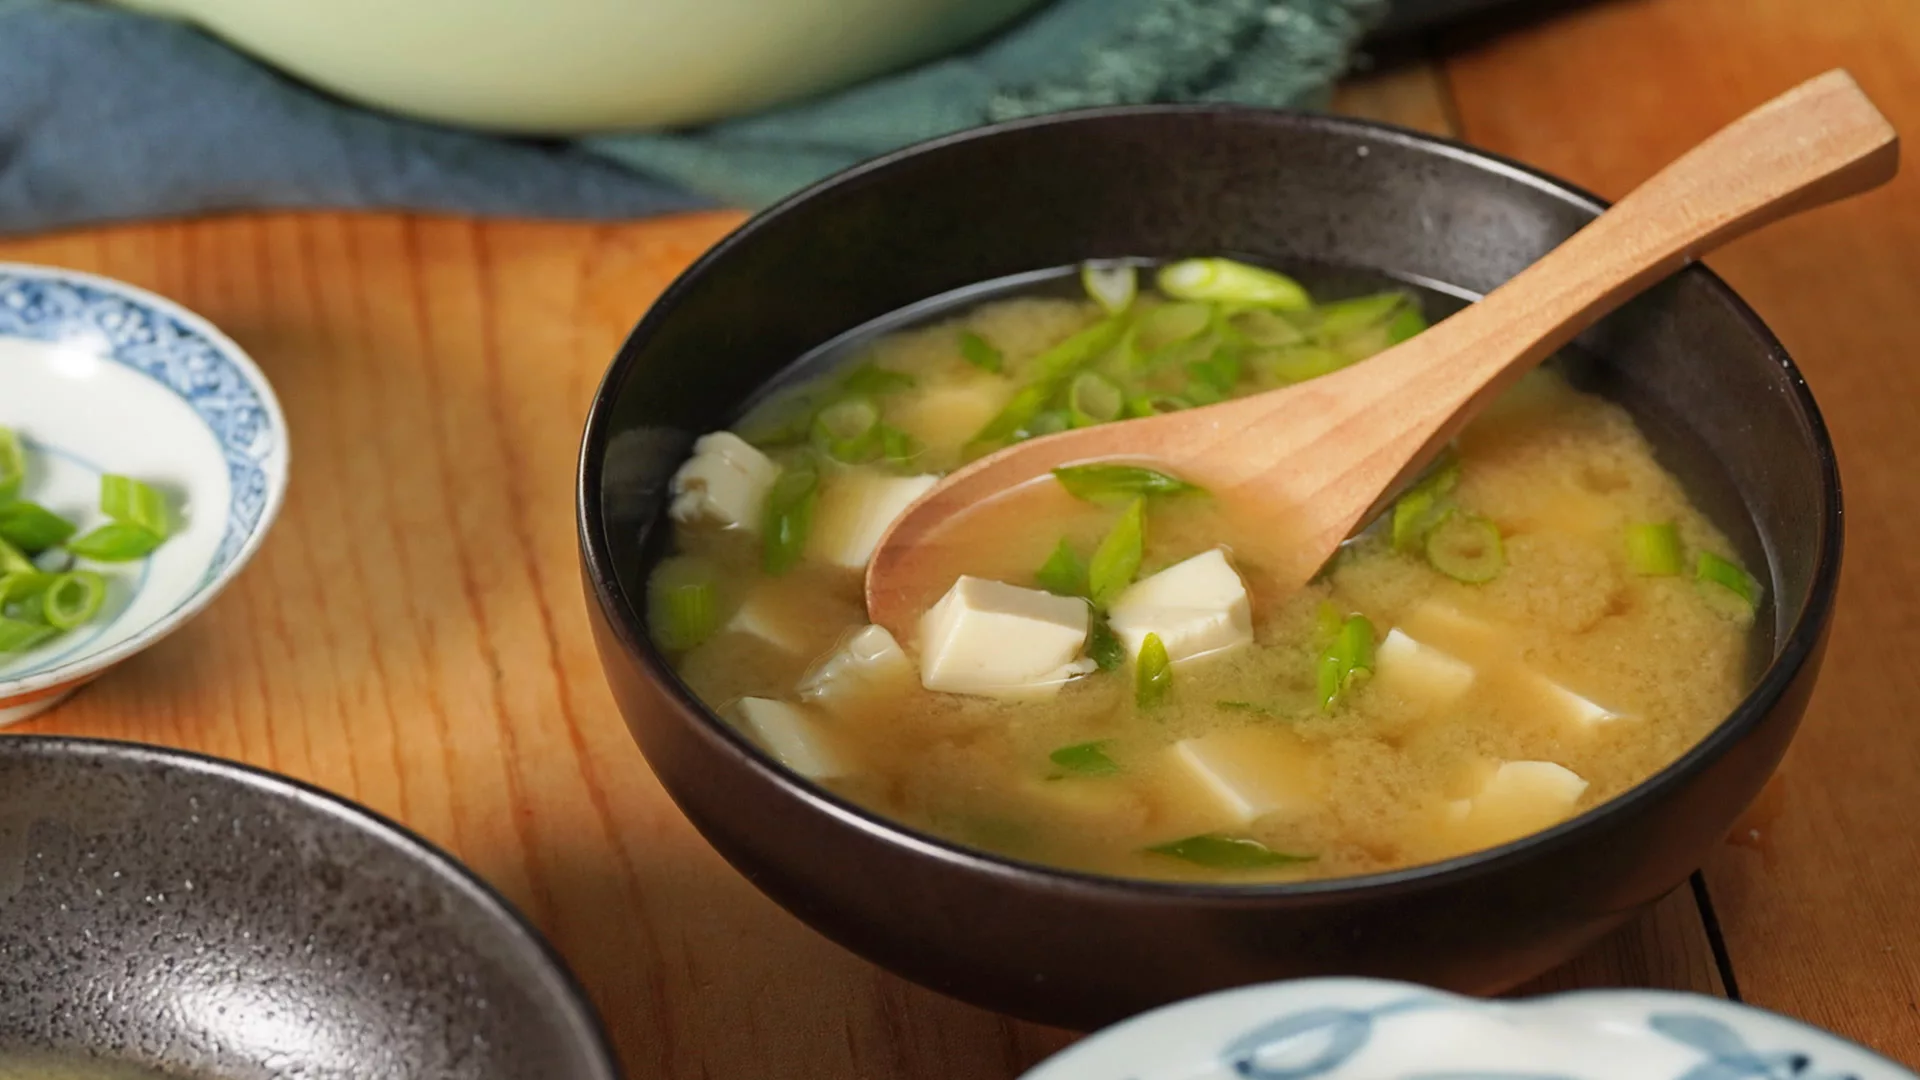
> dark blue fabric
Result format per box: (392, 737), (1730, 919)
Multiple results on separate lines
(0, 0), (1382, 235)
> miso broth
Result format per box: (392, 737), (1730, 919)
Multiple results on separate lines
(650, 259), (1760, 883)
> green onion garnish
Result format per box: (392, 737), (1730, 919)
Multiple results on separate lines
(1026, 316), (1128, 383)
(1156, 259), (1311, 310)
(957, 330), (1003, 373)
(648, 560), (721, 652)
(1696, 551), (1761, 616)
(0, 427), (23, 503)
(811, 397), (882, 464)
(1626, 522), (1685, 576)
(99, 475), (171, 539)
(1257, 344), (1350, 384)
(1088, 612), (1125, 671)
(1145, 834), (1314, 869)
(1390, 456), (1462, 554)
(0, 616), (57, 654)
(1228, 307), (1306, 347)
(1386, 305), (1428, 344)
(838, 363), (915, 396)
(1425, 513), (1505, 583)
(1067, 371), (1125, 427)
(1048, 740), (1120, 778)
(0, 502), (77, 554)
(67, 523), (164, 563)
(1088, 498), (1146, 608)
(760, 460), (819, 576)
(1028, 410), (1072, 437)
(965, 383), (1053, 455)
(1135, 631), (1171, 708)
(1311, 291), (1414, 341)
(40, 571), (105, 631)
(0, 537), (33, 576)
(1080, 261), (1138, 315)
(1035, 538), (1089, 598)
(1135, 302), (1214, 352)
(1185, 346), (1243, 396)
(878, 424), (922, 468)
(0, 570), (54, 608)
(1051, 463), (1202, 504)
(1316, 614), (1375, 712)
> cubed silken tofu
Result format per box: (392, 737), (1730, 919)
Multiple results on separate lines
(1397, 601), (1510, 666)
(919, 576), (1091, 699)
(889, 376), (1010, 461)
(806, 469), (940, 569)
(725, 578), (854, 656)
(1374, 628), (1476, 703)
(732, 697), (848, 780)
(669, 431), (779, 533)
(1518, 670), (1625, 729)
(797, 624), (914, 712)
(1169, 728), (1322, 826)
(1106, 548), (1253, 664)
(1446, 760), (1589, 849)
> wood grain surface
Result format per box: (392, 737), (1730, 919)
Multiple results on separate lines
(4, 0), (1913, 1071)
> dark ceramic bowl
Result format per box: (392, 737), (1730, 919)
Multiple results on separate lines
(577, 108), (1841, 1030)
(0, 736), (622, 1080)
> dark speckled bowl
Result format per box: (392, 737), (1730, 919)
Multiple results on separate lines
(577, 107), (1841, 1030)
(0, 736), (622, 1080)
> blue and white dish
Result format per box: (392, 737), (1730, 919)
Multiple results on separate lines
(1020, 977), (1914, 1080)
(0, 263), (288, 725)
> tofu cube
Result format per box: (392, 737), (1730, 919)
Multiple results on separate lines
(732, 698), (848, 780)
(1106, 548), (1253, 664)
(1447, 760), (1589, 848)
(1169, 728), (1321, 826)
(1374, 628), (1476, 703)
(918, 577), (1090, 698)
(669, 432), (779, 533)
(1520, 671), (1625, 729)
(1398, 601), (1510, 665)
(889, 377), (1009, 461)
(797, 624), (914, 711)
(807, 469), (940, 570)
(724, 586), (816, 654)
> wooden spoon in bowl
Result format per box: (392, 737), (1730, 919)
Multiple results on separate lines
(864, 69), (1897, 638)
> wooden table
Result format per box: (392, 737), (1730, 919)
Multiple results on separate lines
(5, 0), (1917, 1072)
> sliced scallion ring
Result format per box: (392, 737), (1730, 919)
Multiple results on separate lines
(1067, 372), (1125, 427)
(1156, 258), (1310, 310)
(0, 616), (56, 654)
(1079, 261), (1138, 314)
(1135, 302), (1214, 352)
(0, 427), (23, 502)
(1425, 513), (1505, 583)
(1696, 551), (1761, 619)
(1626, 522), (1684, 576)
(1135, 632), (1171, 708)
(811, 397), (881, 463)
(41, 571), (105, 631)
(99, 475), (171, 539)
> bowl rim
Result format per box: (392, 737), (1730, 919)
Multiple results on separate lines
(578, 103), (1844, 903)
(0, 733), (626, 1080)
(0, 261), (293, 701)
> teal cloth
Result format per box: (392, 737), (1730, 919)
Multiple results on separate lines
(0, 0), (1385, 233)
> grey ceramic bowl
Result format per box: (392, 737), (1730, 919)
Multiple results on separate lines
(0, 736), (622, 1080)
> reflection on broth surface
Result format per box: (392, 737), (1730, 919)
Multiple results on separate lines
(651, 260), (1760, 883)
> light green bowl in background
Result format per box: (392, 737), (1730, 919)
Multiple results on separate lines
(111, 0), (1048, 134)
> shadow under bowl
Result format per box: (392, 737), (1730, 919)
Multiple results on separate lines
(0, 736), (622, 1080)
(577, 106), (1841, 1030)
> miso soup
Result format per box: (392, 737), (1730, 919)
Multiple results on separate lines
(648, 259), (1761, 883)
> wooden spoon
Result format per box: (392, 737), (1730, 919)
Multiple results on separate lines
(865, 69), (1898, 637)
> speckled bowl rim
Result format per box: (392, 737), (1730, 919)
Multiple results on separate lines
(0, 263), (292, 701)
(0, 734), (626, 1079)
(578, 105), (1843, 904)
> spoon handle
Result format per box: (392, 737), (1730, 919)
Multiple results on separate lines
(1364, 68), (1897, 497)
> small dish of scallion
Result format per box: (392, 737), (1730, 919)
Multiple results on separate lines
(0, 263), (288, 725)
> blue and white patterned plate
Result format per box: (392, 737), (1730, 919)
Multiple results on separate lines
(0, 263), (288, 725)
(1021, 978), (1916, 1080)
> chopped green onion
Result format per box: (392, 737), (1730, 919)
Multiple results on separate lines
(0, 616), (57, 654)
(1088, 612), (1125, 671)
(811, 397), (882, 463)
(1256, 344), (1351, 384)
(1088, 498), (1146, 607)
(878, 424), (922, 467)
(0, 502), (77, 554)
(647, 557), (722, 651)
(1392, 490), (1449, 554)
(1026, 316), (1128, 383)
(966, 383), (1053, 455)
(1425, 513), (1505, 583)
(1080, 261), (1138, 314)
(1228, 307), (1306, 347)
(67, 522), (163, 562)
(40, 571), (105, 631)
(1317, 614), (1375, 712)
(0, 427), (22, 503)
(760, 461), (819, 576)
(1386, 305), (1428, 344)
(1312, 291), (1413, 341)
(1048, 740), (1119, 778)
(1052, 463), (1202, 504)
(839, 363), (915, 396)
(1035, 539), (1089, 598)
(99, 475), (171, 539)
(957, 330), (1003, 373)
(1182, 377), (1226, 406)
(0, 537), (33, 576)
(1185, 346), (1243, 396)
(1156, 259), (1311, 310)
(1135, 631), (1171, 708)
(1696, 552), (1761, 614)
(0, 570), (54, 607)
(1067, 372), (1125, 427)
(1145, 834), (1314, 869)
(1136, 302), (1214, 351)
(1027, 410), (1072, 437)
(1626, 522), (1685, 576)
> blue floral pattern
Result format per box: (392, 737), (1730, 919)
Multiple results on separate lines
(0, 269), (277, 581)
